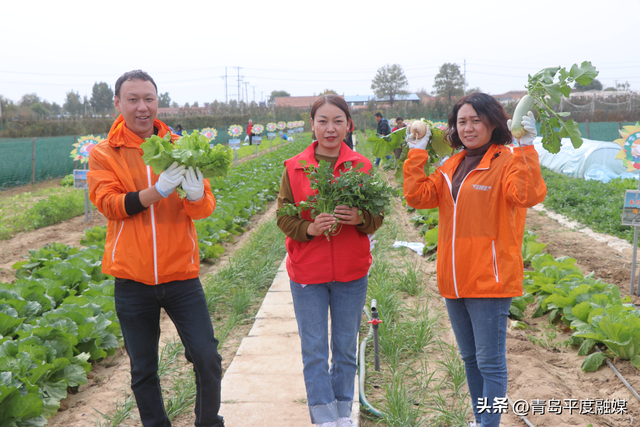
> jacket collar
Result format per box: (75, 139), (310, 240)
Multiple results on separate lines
(107, 115), (174, 152)
(294, 140), (366, 171)
(442, 143), (504, 174)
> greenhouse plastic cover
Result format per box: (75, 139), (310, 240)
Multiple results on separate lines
(532, 137), (639, 183)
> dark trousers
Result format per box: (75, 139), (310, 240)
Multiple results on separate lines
(115, 277), (224, 427)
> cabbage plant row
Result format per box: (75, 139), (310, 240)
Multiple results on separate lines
(523, 253), (640, 371)
(0, 138), (309, 427)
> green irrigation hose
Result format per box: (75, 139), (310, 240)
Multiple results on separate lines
(359, 307), (384, 418)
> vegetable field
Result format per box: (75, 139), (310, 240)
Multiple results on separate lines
(1, 134), (640, 426)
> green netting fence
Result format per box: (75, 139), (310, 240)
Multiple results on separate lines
(0, 135), (97, 188)
(532, 121), (635, 142)
(0, 122), (634, 188)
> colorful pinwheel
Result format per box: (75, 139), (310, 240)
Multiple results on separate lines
(71, 135), (104, 163)
(433, 121), (447, 131)
(200, 128), (218, 140)
(615, 124), (640, 171)
(228, 125), (243, 137)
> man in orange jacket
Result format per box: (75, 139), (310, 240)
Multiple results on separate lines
(88, 70), (224, 427)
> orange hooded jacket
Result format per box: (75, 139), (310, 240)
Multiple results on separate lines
(403, 144), (546, 299)
(88, 116), (215, 285)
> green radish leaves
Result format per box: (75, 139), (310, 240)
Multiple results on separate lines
(568, 62), (600, 86)
(525, 61), (598, 154)
(278, 160), (395, 239)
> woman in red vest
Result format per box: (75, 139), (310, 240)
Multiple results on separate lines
(247, 119), (254, 145)
(276, 95), (384, 427)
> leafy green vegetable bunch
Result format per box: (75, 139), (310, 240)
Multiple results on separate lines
(367, 119), (451, 161)
(279, 160), (395, 239)
(141, 130), (234, 198)
(366, 119), (453, 183)
(525, 61), (598, 153)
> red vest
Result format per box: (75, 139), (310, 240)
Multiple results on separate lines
(285, 141), (373, 284)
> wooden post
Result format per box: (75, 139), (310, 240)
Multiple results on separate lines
(585, 120), (590, 139)
(31, 138), (36, 184)
(73, 136), (78, 170)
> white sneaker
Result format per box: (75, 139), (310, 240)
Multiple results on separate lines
(469, 422), (482, 427)
(338, 417), (356, 427)
(316, 422), (336, 427)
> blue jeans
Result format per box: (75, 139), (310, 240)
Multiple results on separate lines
(290, 276), (368, 424)
(374, 155), (391, 166)
(445, 297), (512, 427)
(115, 277), (224, 427)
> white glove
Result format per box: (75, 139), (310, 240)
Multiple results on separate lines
(507, 111), (537, 146)
(182, 166), (205, 201)
(155, 162), (186, 198)
(407, 133), (429, 150)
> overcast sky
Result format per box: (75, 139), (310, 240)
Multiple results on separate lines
(2, 0), (638, 107)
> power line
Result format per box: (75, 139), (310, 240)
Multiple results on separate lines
(243, 75), (370, 82)
(0, 80), (94, 86)
(0, 66), (227, 77)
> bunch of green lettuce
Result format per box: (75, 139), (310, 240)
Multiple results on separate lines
(141, 131), (234, 197)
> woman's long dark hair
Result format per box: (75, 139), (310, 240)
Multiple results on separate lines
(446, 93), (512, 149)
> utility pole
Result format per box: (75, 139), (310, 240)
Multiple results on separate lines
(463, 59), (467, 96)
(225, 67), (228, 104)
(235, 66), (243, 114)
(252, 86), (256, 103)
(244, 82), (250, 105)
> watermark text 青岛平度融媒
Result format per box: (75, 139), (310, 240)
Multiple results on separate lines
(476, 397), (628, 416)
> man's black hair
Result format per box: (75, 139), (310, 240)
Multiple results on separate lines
(115, 70), (158, 98)
(375, 112), (383, 118)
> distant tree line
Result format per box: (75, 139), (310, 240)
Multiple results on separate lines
(1, 65), (636, 138)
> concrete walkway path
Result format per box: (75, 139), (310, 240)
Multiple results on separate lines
(220, 257), (360, 427)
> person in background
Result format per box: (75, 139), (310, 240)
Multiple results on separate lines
(391, 116), (407, 160)
(277, 95), (384, 427)
(374, 112), (391, 166)
(343, 119), (354, 149)
(247, 119), (254, 145)
(402, 93), (546, 427)
(88, 70), (224, 427)
(175, 123), (184, 136)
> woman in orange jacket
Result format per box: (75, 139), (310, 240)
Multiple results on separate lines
(403, 93), (546, 427)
